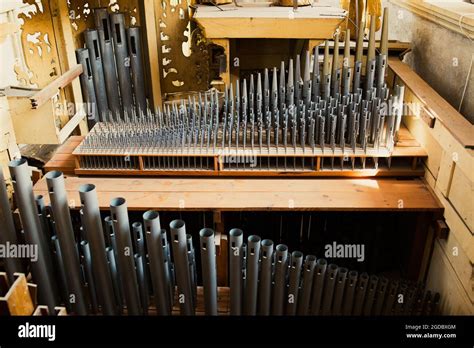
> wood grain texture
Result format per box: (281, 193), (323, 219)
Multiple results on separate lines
(33, 176), (443, 212)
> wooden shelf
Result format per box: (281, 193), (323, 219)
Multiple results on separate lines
(33, 176), (443, 213)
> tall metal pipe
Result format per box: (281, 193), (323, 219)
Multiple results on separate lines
(84, 29), (109, 119)
(127, 27), (147, 115)
(244, 235), (261, 315)
(76, 48), (99, 126)
(169, 219), (194, 315)
(45, 171), (87, 315)
(110, 13), (133, 113)
(229, 228), (243, 315)
(79, 184), (117, 315)
(8, 158), (58, 312)
(199, 228), (218, 315)
(94, 8), (121, 115)
(297, 255), (316, 315)
(272, 244), (288, 315)
(258, 239), (274, 316)
(109, 197), (141, 315)
(310, 258), (327, 315)
(0, 168), (23, 282)
(286, 251), (303, 315)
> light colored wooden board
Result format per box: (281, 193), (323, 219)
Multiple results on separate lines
(194, 5), (346, 39)
(389, 58), (474, 148)
(448, 165), (474, 233)
(33, 176), (443, 212)
(0, 273), (34, 316)
(426, 242), (474, 314)
(402, 108), (442, 179)
(436, 150), (455, 197)
(438, 229), (474, 303)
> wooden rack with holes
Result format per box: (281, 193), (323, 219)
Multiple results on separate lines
(68, 126), (427, 178)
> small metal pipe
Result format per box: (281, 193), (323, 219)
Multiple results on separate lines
(352, 272), (369, 316)
(244, 235), (261, 315)
(363, 275), (379, 316)
(310, 258), (327, 315)
(110, 197), (141, 315)
(286, 250), (303, 315)
(258, 239), (274, 316)
(169, 219), (194, 315)
(199, 228), (218, 315)
(106, 246), (123, 314)
(297, 255), (316, 315)
(321, 263), (338, 315)
(229, 228), (243, 315)
(272, 244), (288, 315)
(341, 270), (358, 315)
(134, 253), (149, 315)
(80, 240), (98, 314)
(332, 267), (348, 315)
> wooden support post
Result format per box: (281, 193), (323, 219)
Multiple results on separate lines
(51, 0), (88, 136)
(209, 38), (230, 87)
(213, 210), (228, 286)
(316, 157), (321, 171)
(407, 213), (432, 281)
(143, 0), (163, 108)
(0, 273), (35, 316)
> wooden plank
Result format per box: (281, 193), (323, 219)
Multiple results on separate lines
(0, 273), (35, 316)
(194, 6), (345, 39)
(448, 165), (474, 232)
(52, 0), (88, 135)
(437, 229), (474, 303)
(426, 242), (474, 314)
(29, 65), (83, 109)
(33, 176), (443, 212)
(143, 0), (163, 109)
(389, 58), (474, 148)
(58, 107), (87, 144)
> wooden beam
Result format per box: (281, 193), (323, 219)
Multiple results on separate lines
(51, 0), (88, 136)
(34, 176), (443, 212)
(388, 58), (474, 148)
(143, 0), (163, 108)
(29, 65), (83, 109)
